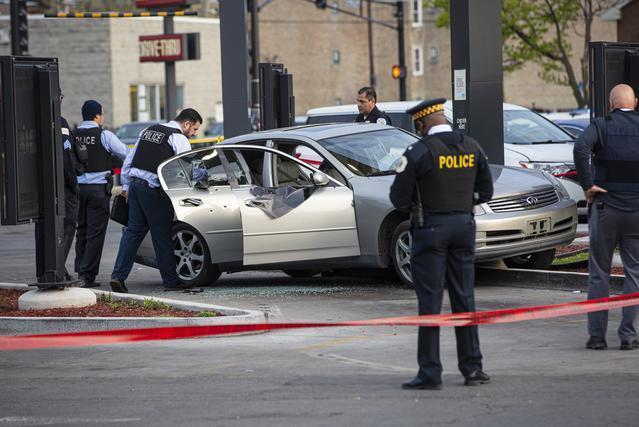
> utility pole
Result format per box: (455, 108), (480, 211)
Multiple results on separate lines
(367, 0), (375, 87)
(249, 0), (260, 126)
(10, 0), (29, 56)
(395, 1), (406, 101)
(164, 16), (177, 119)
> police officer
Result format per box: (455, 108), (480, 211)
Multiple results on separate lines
(74, 100), (128, 287)
(109, 108), (203, 293)
(35, 91), (80, 282)
(354, 87), (392, 125)
(390, 98), (493, 390)
(573, 83), (639, 351)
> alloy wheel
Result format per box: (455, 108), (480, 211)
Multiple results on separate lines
(174, 230), (205, 281)
(395, 229), (413, 284)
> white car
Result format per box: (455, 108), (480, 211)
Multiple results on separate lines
(306, 101), (587, 217)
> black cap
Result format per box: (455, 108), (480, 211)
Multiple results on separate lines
(81, 100), (102, 121)
(406, 98), (446, 121)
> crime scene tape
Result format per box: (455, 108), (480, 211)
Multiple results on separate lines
(1, 291), (639, 351)
(44, 11), (198, 18)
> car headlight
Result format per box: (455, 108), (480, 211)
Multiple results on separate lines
(519, 161), (577, 179)
(541, 171), (571, 200)
(473, 204), (487, 216)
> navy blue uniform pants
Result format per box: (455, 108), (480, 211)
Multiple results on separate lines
(75, 184), (110, 281)
(411, 213), (483, 384)
(111, 179), (179, 287)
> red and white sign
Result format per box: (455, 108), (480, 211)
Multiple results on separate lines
(139, 34), (186, 62)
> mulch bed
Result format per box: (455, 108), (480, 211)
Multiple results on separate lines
(0, 289), (217, 318)
(555, 243), (589, 256)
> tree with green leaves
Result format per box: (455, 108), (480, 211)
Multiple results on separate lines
(430, 0), (617, 108)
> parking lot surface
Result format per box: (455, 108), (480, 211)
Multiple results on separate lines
(1, 224), (638, 426)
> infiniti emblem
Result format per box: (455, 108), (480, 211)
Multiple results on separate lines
(526, 196), (539, 205)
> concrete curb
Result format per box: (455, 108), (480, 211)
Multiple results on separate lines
(0, 283), (267, 335)
(476, 267), (625, 292)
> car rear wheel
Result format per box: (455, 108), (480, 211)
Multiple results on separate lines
(173, 223), (221, 286)
(391, 220), (414, 288)
(282, 270), (320, 278)
(503, 249), (556, 270)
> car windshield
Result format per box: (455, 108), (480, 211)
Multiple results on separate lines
(504, 110), (573, 144)
(318, 129), (418, 176)
(116, 123), (153, 139)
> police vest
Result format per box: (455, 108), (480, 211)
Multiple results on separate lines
(73, 127), (111, 173)
(130, 124), (182, 174)
(418, 134), (480, 212)
(593, 111), (639, 193)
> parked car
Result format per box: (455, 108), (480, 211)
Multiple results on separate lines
(552, 118), (590, 138)
(132, 123), (577, 287)
(115, 120), (160, 148)
(307, 101), (587, 217)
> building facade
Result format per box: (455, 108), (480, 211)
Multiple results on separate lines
(0, 15), (222, 130)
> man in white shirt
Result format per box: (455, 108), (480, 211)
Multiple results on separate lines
(109, 108), (202, 293)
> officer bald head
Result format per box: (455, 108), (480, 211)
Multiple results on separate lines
(406, 98), (447, 137)
(609, 84), (638, 111)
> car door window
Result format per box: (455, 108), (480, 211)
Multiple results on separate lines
(161, 160), (190, 189)
(162, 149), (232, 188)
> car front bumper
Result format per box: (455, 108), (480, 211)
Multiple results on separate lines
(475, 200), (577, 262)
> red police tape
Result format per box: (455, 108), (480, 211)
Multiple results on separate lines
(2, 291), (639, 351)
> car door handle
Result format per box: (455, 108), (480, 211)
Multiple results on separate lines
(179, 198), (203, 207)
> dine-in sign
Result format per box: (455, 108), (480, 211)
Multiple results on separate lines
(139, 33), (200, 62)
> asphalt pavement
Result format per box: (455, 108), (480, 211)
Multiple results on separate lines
(1, 223), (638, 426)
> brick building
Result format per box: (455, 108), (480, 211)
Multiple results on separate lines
(0, 15), (222, 130)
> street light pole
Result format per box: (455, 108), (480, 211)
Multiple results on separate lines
(164, 16), (177, 119)
(395, 1), (406, 101)
(367, 0), (375, 87)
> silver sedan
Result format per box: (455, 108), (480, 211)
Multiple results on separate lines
(133, 123), (577, 287)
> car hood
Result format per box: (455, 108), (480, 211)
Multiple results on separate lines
(361, 165), (554, 199)
(505, 142), (574, 163)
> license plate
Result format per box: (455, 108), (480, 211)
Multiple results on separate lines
(527, 217), (551, 235)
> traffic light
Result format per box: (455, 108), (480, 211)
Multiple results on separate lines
(391, 65), (406, 79)
(315, 0), (327, 9)
(10, 0), (29, 56)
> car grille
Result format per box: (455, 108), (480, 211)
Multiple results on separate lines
(487, 188), (559, 213)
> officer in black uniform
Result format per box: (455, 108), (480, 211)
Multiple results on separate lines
(573, 83), (639, 351)
(73, 100), (128, 287)
(390, 98), (494, 390)
(110, 108), (203, 293)
(35, 91), (80, 282)
(354, 87), (392, 125)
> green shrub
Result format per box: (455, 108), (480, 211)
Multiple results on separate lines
(142, 299), (172, 311)
(196, 311), (218, 317)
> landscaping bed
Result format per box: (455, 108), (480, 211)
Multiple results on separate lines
(0, 289), (220, 318)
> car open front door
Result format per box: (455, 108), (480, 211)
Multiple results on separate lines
(227, 145), (360, 266)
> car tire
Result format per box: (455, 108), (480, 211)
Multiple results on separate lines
(503, 249), (556, 270)
(391, 220), (414, 288)
(282, 269), (320, 278)
(173, 223), (221, 287)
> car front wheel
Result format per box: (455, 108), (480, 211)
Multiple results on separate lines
(503, 249), (556, 270)
(173, 223), (221, 286)
(391, 220), (414, 288)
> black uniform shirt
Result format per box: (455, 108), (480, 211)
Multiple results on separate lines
(355, 106), (392, 126)
(390, 128), (493, 213)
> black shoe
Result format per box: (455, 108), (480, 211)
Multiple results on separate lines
(109, 279), (128, 293)
(401, 377), (442, 390)
(619, 339), (639, 350)
(80, 280), (101, 288)
(586, 336), (607, 350)
(464, 370), (491, 386)
(64, 271), (74, 282)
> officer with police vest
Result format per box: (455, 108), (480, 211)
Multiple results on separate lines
(109, 108), (203, 293)
(354, 87), (392, 125)
(574, 84), (639, 351)
(390, 98), (493, 390)
(73, 100), (128, 288)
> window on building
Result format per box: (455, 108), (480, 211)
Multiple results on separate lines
(332, 1), (338, 14)
(428, 46), (439, 65)
(343, 0), (360, 8)
(413, 46), (424, 76)
(130, 84), (184, 122)
(332, 49), (341, 64)
(412, 0), (423, 27)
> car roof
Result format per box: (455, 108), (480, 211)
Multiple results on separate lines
(220, 123), (396, 144)
(306, 100), (529, 115)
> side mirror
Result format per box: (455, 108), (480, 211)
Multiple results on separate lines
(312, 171), (330, 187)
